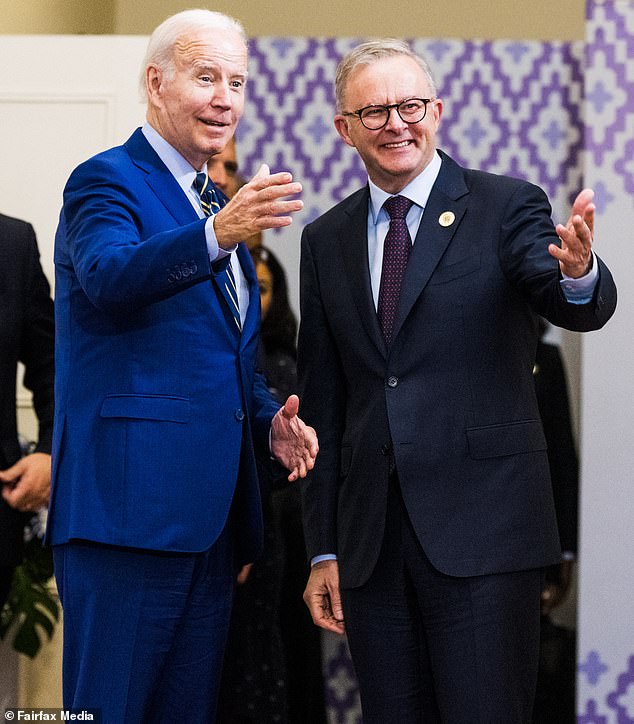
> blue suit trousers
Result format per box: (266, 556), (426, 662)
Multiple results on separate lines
(53, 527), (234, 723)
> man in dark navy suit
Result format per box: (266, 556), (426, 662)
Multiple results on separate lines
(47, 9), (317, 722)
(299, 39), (616, 723)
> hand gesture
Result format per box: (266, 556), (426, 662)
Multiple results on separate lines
(270, 394), (318, 482)
(214, 164), (303, 249)
(0, 452), (51, 512)
(549, 188), (595, 278)
(303, 559), (345, 635)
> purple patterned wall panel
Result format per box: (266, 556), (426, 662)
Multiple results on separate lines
(578, 3), (634, 724)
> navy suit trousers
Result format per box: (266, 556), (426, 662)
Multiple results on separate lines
(53, 527), (234, 724)
(341, 478), (543, 724)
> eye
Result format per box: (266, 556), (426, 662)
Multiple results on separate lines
(363, 107), (385, 118)
(230, 79), (244, 90)
(199, 75), (213, 83)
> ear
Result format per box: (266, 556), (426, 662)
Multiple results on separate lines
(146, 65), (163, 104)
(431, 98), (443, 131)
(334, 115), (356, 148)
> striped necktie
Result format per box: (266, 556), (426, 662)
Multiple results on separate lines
(193, 171), (241, 332)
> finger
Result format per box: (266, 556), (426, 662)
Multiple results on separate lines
(583, 202), (595, 237)
(283, 394), (300, 419)
(569, 188), (594, 221)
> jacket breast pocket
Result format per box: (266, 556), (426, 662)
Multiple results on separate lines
(466, 419), (547, 460)
(428, 252), (481, 286)
(100, 394), (191, 423)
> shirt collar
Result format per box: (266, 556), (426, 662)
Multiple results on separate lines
(142, 122), (205, 197)
(368, 150), (442, 223)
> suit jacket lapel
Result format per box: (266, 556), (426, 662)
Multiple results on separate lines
(236, 241), (260, 347)
(339, 187), (387, 356)
(124, 128), (198, 226)
(391, 153), (469, 342)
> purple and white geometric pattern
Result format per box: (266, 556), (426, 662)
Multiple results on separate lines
(578, 2), (634, 723)
(585, 0), (634, 209)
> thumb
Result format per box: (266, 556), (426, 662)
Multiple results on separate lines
(282, 394), (300, 419)
(253, 163), (270, 180)
(0, 459), (24, 482)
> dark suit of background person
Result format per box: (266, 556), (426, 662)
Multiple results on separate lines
(532, 322), (579, 724)
(45, 10), (315, 724)
(0, 213), (54, 609)
(298, 40), (617, 724)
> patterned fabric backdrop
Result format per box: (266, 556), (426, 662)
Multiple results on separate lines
(577, 2), (634, 723)
(233, 37), (587, 724)
(235, 37), (584, 316)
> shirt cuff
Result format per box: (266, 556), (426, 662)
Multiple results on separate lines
(559, 251), (598, 304)
(205, 215), (236, 262)
(311, 554), (337, 566)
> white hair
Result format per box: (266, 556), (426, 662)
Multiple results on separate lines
(335, 39), (437, 112)
(139, 9), (247, 102)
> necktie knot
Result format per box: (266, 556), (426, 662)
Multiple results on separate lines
(384, 195), (413, 221)
(193, 172), (221, 216)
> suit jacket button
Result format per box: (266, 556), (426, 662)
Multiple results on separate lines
(381, 443), (391, 456)
(387, 376), (398, 388)
(235, 408), (245, 421)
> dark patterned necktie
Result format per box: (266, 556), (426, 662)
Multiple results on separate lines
(377, 195), (414, 345)
(193, 171), (241, 332)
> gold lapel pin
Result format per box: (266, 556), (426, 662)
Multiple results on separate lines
(438, 211), (455, 227)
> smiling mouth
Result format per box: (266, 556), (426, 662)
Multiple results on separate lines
(200, 119), (226, 127)
(383, 140), (412, 149)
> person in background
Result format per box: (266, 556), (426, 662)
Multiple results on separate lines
(208, 135), (241, 199)
(254, 245), (327, 724)
(298, 38), (616, 723)
(0, 213), (54, 609)
(47, 10), (318, 722)
(217, 243), (327, 724)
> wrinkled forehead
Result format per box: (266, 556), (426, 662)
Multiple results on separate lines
(172, 28), (247, 70)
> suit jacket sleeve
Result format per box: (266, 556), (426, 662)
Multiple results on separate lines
(297, 226), (347, 559)
(58, 155), (212, 315)
(498, 182), (616, 331)
(18, 223), (55, 454)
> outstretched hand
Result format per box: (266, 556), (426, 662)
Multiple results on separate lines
(213, 164), (303, 249)
(270, 394), (318, 482)
(549, 188), (595, 278)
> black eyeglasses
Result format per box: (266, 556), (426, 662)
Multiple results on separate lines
(343, 97), (435, 130)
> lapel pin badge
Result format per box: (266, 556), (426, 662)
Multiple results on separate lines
(438, 211), (455, 227)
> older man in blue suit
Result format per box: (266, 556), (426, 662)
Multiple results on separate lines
(47, 9), (317, 722)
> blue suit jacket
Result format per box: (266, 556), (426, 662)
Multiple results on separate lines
(47, 129), (279, 561)
(298, 150), (617, 589)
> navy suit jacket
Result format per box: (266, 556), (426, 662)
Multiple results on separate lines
(47, 129), (280, 562)
(298, 151), (617, 589)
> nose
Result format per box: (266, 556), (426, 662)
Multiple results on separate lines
(211, 82), (232, 110)
(384, 106), (407, 132)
